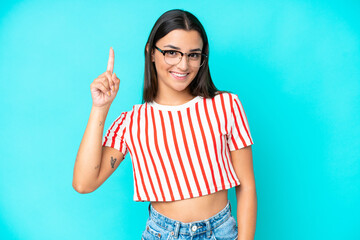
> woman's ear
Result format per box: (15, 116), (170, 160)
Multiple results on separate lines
(146, 43), (155, 62)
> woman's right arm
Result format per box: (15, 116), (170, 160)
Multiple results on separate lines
(72, 47), (122, 193)
(72, 105), (124, 193)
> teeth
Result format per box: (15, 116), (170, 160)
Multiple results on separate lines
(172, 72), (187, 77)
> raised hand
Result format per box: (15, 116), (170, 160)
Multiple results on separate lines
(90, 47), (121, 108)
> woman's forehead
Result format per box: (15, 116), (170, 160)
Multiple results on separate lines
(157, 29), (203, 50)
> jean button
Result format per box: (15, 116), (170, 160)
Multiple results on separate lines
(191, 225), (197, 231)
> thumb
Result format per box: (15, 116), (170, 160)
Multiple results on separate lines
(111, 73), (117, 91)
(113, 73), (119, 82)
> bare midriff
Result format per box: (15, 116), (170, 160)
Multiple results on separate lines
(150, 189), (229, 223)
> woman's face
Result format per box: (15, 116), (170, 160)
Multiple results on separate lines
(151, 29), (203, 96)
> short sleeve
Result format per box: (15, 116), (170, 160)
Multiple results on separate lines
(102, 111), (129, 157)
(227, 94), (254, 151)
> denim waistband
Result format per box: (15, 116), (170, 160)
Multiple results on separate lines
(148, 200), (232, 238)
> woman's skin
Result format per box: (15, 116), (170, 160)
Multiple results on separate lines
(73, 29), (256, 240)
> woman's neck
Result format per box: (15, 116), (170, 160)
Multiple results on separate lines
(154, 91), (196, 106)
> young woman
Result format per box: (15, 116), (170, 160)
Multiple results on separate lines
(73, 9), (256, 240)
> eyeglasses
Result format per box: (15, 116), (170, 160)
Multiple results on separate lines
(154, 45), (208, 68)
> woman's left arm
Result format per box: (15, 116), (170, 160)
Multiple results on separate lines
(230, 145), (257, 240)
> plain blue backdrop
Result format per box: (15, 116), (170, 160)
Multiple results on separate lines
(0, 0), (359, 239)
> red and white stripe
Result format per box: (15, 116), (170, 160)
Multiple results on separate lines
(102, 92), (253, 202)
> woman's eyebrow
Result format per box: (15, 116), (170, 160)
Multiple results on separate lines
(163, 44), (202, 52)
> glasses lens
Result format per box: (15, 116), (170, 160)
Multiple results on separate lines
(189, 58), (204, 68)
(189, 55), (205, 68)
(164, 51), (181, 65)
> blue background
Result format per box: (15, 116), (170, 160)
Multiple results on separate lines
(0, 0), (359, 239)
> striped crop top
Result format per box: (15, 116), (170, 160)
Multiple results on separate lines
(102, 92), (254, 202)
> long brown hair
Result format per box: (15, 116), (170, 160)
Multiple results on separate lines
(142, 9), (228, 103)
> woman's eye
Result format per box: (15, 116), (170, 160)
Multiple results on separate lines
(166, 51), (177, 55)
(189, 53), (200, 59)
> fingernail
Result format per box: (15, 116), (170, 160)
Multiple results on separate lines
(107, 91), (111, 96)
(112, 86), (115, 91)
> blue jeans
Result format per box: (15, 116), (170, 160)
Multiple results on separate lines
(141, 200), (238, 240)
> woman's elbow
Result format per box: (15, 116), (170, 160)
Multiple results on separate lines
(72, 181), (96, 194)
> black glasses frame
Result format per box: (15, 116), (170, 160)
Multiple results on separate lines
(154, 45), (208, 67)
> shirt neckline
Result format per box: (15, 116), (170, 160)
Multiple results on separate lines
(147, 95), (203, 111)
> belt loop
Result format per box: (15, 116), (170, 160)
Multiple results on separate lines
(174, 222), (180, 239)
(206, 220), (211, 238)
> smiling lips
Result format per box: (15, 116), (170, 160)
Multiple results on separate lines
(170, 71), (189, 80)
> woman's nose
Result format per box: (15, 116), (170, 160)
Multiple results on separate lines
(176, 54), (189, 70)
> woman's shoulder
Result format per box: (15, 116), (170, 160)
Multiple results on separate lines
(212, 90), (239, 102)
(121, 102), (150, 115)
(120, 103), (143, 113)
(210, 91), (246, 114)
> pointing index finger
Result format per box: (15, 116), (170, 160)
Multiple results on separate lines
(107, 47), (114, 73)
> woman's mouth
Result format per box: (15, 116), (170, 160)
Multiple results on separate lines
(170, 71), (189, 80)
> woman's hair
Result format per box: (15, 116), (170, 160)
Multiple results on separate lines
(142, 9), (227, 103)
